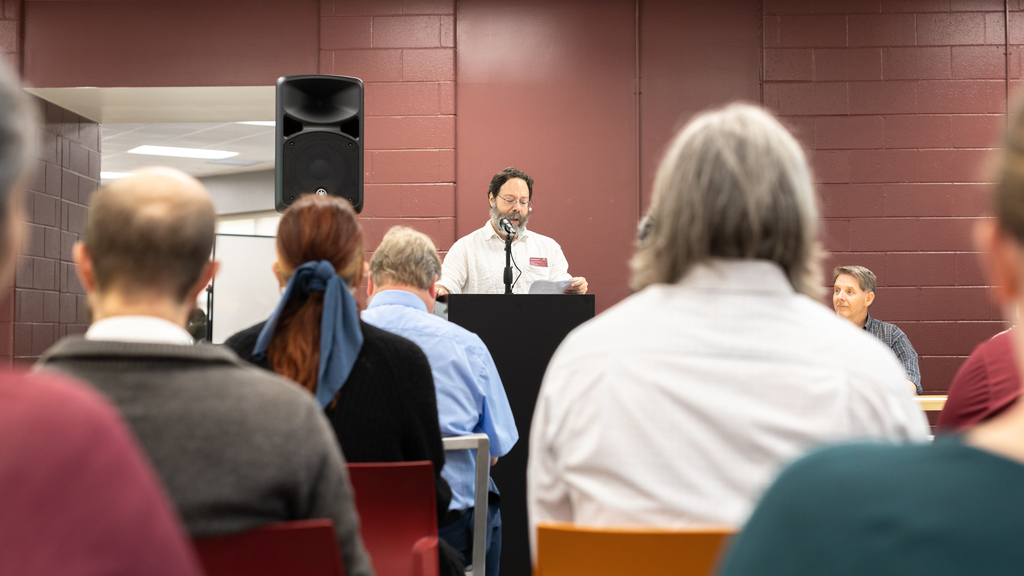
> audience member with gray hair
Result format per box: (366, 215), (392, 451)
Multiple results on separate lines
(363, 226), (518, 576)
(0, 65), (202, 573)
(527, 103), (928, 552)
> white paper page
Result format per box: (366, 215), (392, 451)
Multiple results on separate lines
(528, 279), (573, 294)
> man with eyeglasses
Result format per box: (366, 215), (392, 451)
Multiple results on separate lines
(435, 167), (588, 297)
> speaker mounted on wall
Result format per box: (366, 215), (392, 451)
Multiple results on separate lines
(275, 74), (364, 213)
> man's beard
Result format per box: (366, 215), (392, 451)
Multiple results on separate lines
(490, 203), (529, 236)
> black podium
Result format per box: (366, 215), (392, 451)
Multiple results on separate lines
(448, 294), (595, 576)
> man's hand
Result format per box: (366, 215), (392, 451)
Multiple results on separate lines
(436, 285), (449, 299)
(564, 277), (588, 294)
(490, 456), (499, 466)
(907, 380), (919, 395)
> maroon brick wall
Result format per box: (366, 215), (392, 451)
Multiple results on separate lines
(319, 0), (456, 268)
(763, 0), (1007, 393)
(13, 100), (96, 363)
(23, 0), (319, 87)
(10, 0), (1014, 390)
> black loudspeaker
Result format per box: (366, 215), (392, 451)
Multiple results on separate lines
(275, 75), (364, 213)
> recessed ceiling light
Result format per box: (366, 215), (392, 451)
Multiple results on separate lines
(128, 145), (238, 160)
(236, 121), (275, 127)
(100, 171), (134, 180)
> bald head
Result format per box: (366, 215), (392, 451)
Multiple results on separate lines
(85, 168), (216, 302)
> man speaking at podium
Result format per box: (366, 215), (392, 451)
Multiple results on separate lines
(435, 167), (588, 296)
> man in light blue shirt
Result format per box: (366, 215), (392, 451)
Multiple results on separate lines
(362, 226), (519, 575)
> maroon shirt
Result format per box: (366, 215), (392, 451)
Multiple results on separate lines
(937, 330), (1021, 433)
(0, 370), (202, 575)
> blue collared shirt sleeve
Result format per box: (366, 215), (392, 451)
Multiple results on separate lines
(467, 341), (519, 457)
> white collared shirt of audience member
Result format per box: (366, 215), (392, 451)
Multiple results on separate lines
(527, 259), (930, 557)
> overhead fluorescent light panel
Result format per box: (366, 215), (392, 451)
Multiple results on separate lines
(128, 145), (238, 160)
(100, 171), (134, 180)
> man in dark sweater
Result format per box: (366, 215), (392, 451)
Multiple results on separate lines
(37, 168), (375, 576)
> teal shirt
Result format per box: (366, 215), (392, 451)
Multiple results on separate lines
(719, 436), (1024, 576)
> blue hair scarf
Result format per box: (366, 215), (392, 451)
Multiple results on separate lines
(252, 260), (364, 409)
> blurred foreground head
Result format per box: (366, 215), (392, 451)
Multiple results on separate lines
(631, 103), (821, 297)
(983, 96), (1024, 314)
(0, 63), (37, 288)
(80, 168), (216, 303)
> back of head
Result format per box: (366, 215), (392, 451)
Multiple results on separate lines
(86, 168), (215, 302)
(631, 103), (821, 298)
(369, 226), (441, 290)
(996, 98), (1024, 245)
(276, 194), (363, 282)
(0, 63), (37, 283)
(270, 194), (364, 400)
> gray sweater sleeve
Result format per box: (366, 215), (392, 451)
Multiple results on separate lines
(303, 406), (376, 576)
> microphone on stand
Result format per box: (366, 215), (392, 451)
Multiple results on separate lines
(500, 218), (516, 294)
(499, 218), (517, 237)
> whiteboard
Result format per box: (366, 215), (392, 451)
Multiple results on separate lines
(210, 234), (281, 344)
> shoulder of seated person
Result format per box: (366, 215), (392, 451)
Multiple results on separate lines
(360, 322), (429, 362)
(222, 321), (267, 351)
(226, 364), (335, 417)
(773, 442), (922, 496)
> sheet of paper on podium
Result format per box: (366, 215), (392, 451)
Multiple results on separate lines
(528, 279), (573, 294)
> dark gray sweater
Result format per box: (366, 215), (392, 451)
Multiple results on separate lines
(38, 338), (375, 576)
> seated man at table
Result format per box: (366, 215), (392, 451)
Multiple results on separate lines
(833, 265), (922, 394)
(37, 168), (374, 576)
(527, 104), (928, 556)
(363, 226), (518, 576)
(435, 167), (587, 296)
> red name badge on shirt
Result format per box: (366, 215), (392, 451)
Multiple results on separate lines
(530, 257), (548, 267)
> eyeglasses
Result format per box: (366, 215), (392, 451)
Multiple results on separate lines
(497, 194), (533, 211)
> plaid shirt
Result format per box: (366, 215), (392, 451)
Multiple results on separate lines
(864, 314), (921, 394)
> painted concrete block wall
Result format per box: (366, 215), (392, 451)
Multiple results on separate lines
(0, 1), (96, 364)
(13, 99), (97, 363)
(763, 0), (1007, 393)
(9, 0), (1017, 390)
(319, 0), (457, 263)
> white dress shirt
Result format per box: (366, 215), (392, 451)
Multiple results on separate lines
(85, 315), (195, 345)
(527, 259), (929, 553)
(437, 221), (572, 295)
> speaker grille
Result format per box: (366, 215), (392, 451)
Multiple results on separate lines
(280, 131), (360, 206)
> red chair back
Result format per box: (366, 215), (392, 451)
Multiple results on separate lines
(348, 461), (439, 576)
(192, 519), (343, 576)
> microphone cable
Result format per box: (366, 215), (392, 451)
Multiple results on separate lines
(510, 243), (523, 291)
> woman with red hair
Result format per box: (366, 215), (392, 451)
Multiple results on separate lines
(224, 195), (458, 546)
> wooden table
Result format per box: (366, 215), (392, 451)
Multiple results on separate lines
(916, 395), (947, 412)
